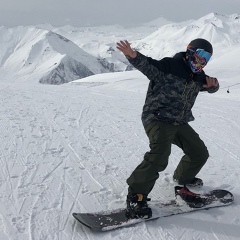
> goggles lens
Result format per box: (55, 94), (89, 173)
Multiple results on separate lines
(187, 46), (212, 64)
(195, 49), (211, 63)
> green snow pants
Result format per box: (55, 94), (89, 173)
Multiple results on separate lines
(127, 121), (209, 196)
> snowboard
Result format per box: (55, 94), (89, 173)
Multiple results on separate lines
(73, 189), (233, 231)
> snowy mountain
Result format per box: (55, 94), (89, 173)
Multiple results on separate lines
(53, 13), (240, 73)
(51, 24), (160, 72)
(52, 17), (173, 59)
(1, 13), (240, 84)
(133, 13), (240, 61)
(0, 26), (109, 84)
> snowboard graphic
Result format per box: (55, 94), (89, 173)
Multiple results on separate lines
(73, 189), (234, 231)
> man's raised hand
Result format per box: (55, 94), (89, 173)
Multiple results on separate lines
(116, 40), (137, 58)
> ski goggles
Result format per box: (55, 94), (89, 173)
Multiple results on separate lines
(187, 46), (212, 66)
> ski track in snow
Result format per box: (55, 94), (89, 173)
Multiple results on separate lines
(0, 79), (239, 240)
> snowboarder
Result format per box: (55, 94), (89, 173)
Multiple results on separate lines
(116, 38), (219, 219)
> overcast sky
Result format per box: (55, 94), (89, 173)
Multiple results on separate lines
(1, 0), (240, 27)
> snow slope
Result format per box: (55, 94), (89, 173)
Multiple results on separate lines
(0, 65), (240, 239)
(0, 12), (240, 240)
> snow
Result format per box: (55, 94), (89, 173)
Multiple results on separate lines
(0, 13), (240, 240)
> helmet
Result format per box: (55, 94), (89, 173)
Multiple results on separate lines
(188, 38), (213, 54)
(186, 38), (213, 73)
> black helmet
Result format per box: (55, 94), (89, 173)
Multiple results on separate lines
(188, 38), (213, 54)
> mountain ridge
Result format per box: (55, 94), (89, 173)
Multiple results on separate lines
(0, 13), (239, 84)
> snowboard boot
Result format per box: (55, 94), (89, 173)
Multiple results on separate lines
(126, 194), (152, 219)
(173, 176), (203, 187)
(175, 186), (206, 208)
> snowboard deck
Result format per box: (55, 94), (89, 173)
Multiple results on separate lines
(73, 189), (233, 231)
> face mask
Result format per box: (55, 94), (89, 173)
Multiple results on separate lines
(186, 47), (212, 73)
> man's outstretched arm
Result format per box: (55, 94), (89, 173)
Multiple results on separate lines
(116, 40), (165, 81)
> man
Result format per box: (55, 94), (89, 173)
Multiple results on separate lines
(116, 39), (219, 219)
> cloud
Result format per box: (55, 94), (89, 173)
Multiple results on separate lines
(0, 0), (239, 27)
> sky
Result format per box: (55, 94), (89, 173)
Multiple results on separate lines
(1, 0), (240, 27)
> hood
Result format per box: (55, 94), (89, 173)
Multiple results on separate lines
(173, 52), (186, 60)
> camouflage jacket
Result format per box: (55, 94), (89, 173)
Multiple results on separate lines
(127, 51), (219, 126)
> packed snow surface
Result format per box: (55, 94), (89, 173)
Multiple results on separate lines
(0, 68), (239, 239)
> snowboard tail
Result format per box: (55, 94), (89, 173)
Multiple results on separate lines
(73, 189), (233, 231)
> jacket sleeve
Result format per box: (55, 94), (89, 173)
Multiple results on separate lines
(127, 51), (168, 81)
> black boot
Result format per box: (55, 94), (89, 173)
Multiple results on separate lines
(126, 194), (152, 219)
(173, 176), (203, 187)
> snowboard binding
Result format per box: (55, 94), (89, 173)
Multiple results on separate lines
(175, 186), (206, 208)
